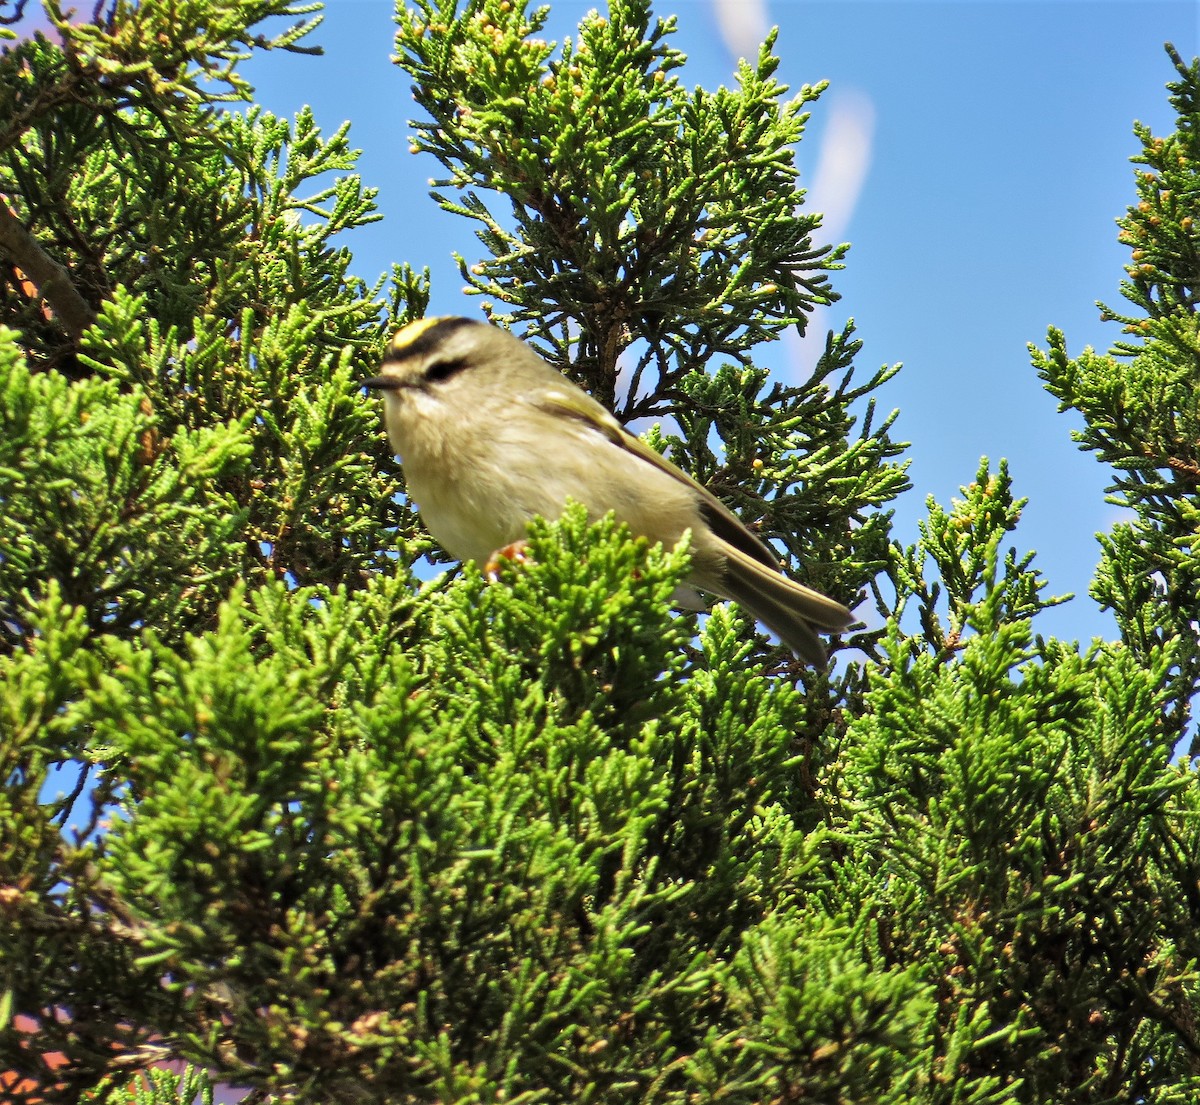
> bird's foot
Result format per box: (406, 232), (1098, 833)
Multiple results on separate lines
(485, 540), (532, 581)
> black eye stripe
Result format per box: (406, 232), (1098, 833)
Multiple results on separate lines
(425, 357), (470, 383)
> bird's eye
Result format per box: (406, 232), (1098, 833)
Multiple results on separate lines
(424, 358), (469, 384)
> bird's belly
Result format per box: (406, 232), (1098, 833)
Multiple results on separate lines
(405, 430), (709, 569)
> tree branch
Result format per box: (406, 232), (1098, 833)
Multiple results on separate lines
(0, 0), (30, 26)
(0, 203), (96, 341)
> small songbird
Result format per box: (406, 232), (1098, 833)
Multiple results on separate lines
(364, 316), (854, 664)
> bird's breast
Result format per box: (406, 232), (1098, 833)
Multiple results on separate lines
(393, 395), (716, 573)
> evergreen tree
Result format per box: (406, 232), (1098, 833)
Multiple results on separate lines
(0, 2), (1197, 1103)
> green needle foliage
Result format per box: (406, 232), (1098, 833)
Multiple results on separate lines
(1034, 45), (1200, 754)
(0, 1), (1198, 1102)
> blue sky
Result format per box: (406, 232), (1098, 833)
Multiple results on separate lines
(239, 0), (1197, 647)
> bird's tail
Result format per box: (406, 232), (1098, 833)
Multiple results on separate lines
(720, 543), (855, 666)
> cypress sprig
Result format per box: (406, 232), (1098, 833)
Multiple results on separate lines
(1033, 45), (1200, 750)
(395, 0), (838, 415)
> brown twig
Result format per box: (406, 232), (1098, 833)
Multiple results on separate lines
(1165, 453), (1200, 484)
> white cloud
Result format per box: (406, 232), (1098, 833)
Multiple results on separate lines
(789, 88), (876, 376)
(806, 88), (876, 247)
(712, 0), (770, 64)
(709, 1), (876, 378)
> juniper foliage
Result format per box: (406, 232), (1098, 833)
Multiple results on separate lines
(1, 2), (1199, 1103)
(1034, 45), (1200, 755)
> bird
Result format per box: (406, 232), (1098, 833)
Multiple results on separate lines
(363, 316), (854, 664)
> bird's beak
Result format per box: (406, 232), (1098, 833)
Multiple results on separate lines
(362, 376), (406, 390)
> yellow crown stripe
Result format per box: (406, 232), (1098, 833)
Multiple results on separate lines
(389, 315), (452, 354)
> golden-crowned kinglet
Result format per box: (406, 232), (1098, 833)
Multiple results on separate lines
(364, 316), (854, 664)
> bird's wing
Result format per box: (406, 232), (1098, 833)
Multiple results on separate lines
(533, 386), (781, 571)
